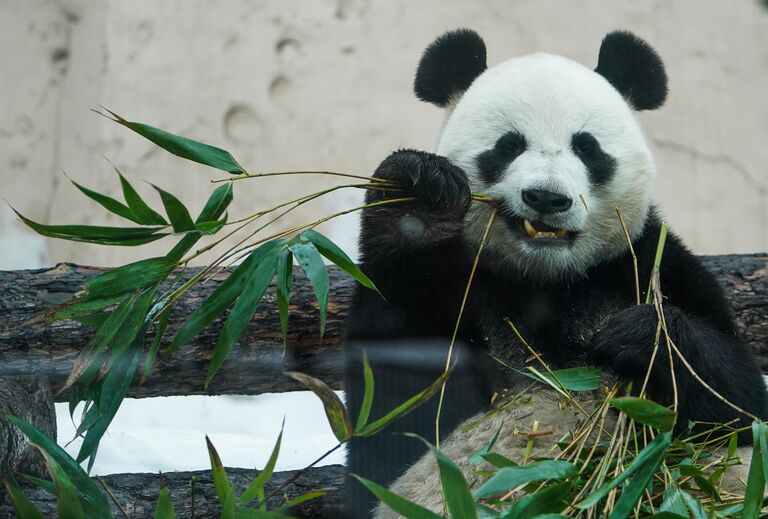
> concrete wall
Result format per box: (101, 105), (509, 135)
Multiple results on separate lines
(2, 0), (767, 269)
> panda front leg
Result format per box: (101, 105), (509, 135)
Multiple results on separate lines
(345, 149), (495, 518)
(590, 304), (768, 441)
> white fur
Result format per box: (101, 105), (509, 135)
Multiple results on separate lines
(436, 54), (657, 280)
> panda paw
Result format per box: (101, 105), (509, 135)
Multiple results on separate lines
(589, 304), (685, 383)
(373, 149), (471, 213)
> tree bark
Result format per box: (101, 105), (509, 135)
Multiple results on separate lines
(0, 464), (347, 518)
(1, 255), (766, 401)
(0, 377), (56, 476)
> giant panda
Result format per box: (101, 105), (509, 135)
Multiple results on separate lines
(343, 29), (768, 518)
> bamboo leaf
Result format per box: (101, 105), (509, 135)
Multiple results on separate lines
(479, 452), (518, 469)
(153, 185), (195, 232)
(276, 249), (293, 346)
(289, 238), (328, 337)
(51, 294), (130, 322)
(406, 434), (477, 519)
(609, 397), (676, 431)
(69, 176), (139, 224)
(6, 416), (112, 518)
(607, 435), (670, 519)
(154, 482), (176, 519)
(469, 424), (504, 465)
(3, 472), (45, 519)
(194, 217), (227, 235)
(473, 460), (575, 498)
(521, 366), (601, 392)
(302, 229), (378, 292)
(104, 109), (246, 174)
(205, 247), (280, 387)
(117, 170), (168, 225)
(287, 371), (352, 442)
(578, 431), (671, 510)
(743, 422), (767, 519)
(502, 481), (572, 519)
(84, 256), (176, 301)
(34, 447), (85, 519)
(167, 181), (234, 260)
(354, 353), (375, 431)
(206, 436), (233, 503)
(352, 475), (443, 519)
(274, 490), (325, 513)
(168, 239), (285, 353)
(240, 421), (284, 507)
(13, 208), (167, 245)
(142, 306), (171, 382)
(355, 370), (450, 437)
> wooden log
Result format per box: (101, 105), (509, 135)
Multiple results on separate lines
(0, 377), (56, 476)
(0, 255), (766, 400)
(0, 464), (347, 518)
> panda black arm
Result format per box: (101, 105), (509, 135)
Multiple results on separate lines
(344, 149), (496, 517)
(591, 226), (768, 441)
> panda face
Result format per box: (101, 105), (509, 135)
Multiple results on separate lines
(436, 54), (657, 280)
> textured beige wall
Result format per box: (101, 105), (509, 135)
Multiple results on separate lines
(1, 0), (767, 269)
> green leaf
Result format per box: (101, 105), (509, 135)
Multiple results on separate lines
(522, 366), (601, 392)
(84, 256), (176, 301)
(3, 472), (45, 519)
(240, 421), (284, 507)
(648, 514), (688, 519)
(680, 491), (708, 519)
(274, 490), (325, 513)
(233, 509), (294, 519)
(479, 452), (518, 469)
(142, 306), (171, 382)
(352, 475), (443, 519)
(469, 423), (504, 465)
(194, 217), (227, 235)
(406, 434), (477, 519)
(14, 208), (167, 245)
(168, 239), (285, 353)
(105, 109), (246, 174)
(608, 435), (671, 519)
(660, 484), (688, 516)
(153, 185), (195, 232)
(206, 246), (280, 387)
(609, 397), (676, 431)
(302, 229), (378, 292)
(77, 335), (144, 466)
(500, 481), (572, 519)
(6, 416), (112, 518)
(51, 294), (130, 322)
(167, 181), (234, 260)
(289, 238), (328, 337)
(743, 422), (767, 519)
(354, 353), (375, 431)
(154, 483), (176, 519)
(355, 370), (450, 437)
(288, 371), (352, 442)
(578, 431), (671, 510)
(276, 249), (293, 346)
(679, 464), (720, 499)
(35, 447), (85, 519)
(473, 460), (575, 498)
(206, 436), (233, 503)
(69, 176), (138, 224)
(117, 170), (168, 225)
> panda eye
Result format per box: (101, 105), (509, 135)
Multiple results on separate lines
(572, 132), (599, 159)
(497, 132), (526, 157)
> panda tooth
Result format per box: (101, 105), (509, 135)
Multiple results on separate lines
(524, 219), (537, 237)
(555, 228), (567, 239)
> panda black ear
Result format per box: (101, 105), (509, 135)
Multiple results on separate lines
(595, 31), (668, 111)
(414, 29), (487, 107)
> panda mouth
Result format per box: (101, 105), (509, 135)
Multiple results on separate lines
(502, 215), (576, 243)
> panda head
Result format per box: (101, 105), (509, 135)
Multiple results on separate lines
(416, 29), (667, 280)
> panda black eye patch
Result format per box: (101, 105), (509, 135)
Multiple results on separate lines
(476, 131), (527, 184)
(571, 132), (616, 186)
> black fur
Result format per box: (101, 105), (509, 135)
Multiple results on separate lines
(476, 131), (527, 185)
(595, 31), (668, 111)
(414, 29), (487, 107)
(344, 151), (768, 518)
(571, 132), (617, 186)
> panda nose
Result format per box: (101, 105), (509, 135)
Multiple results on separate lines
(521, 189), (573, 214)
